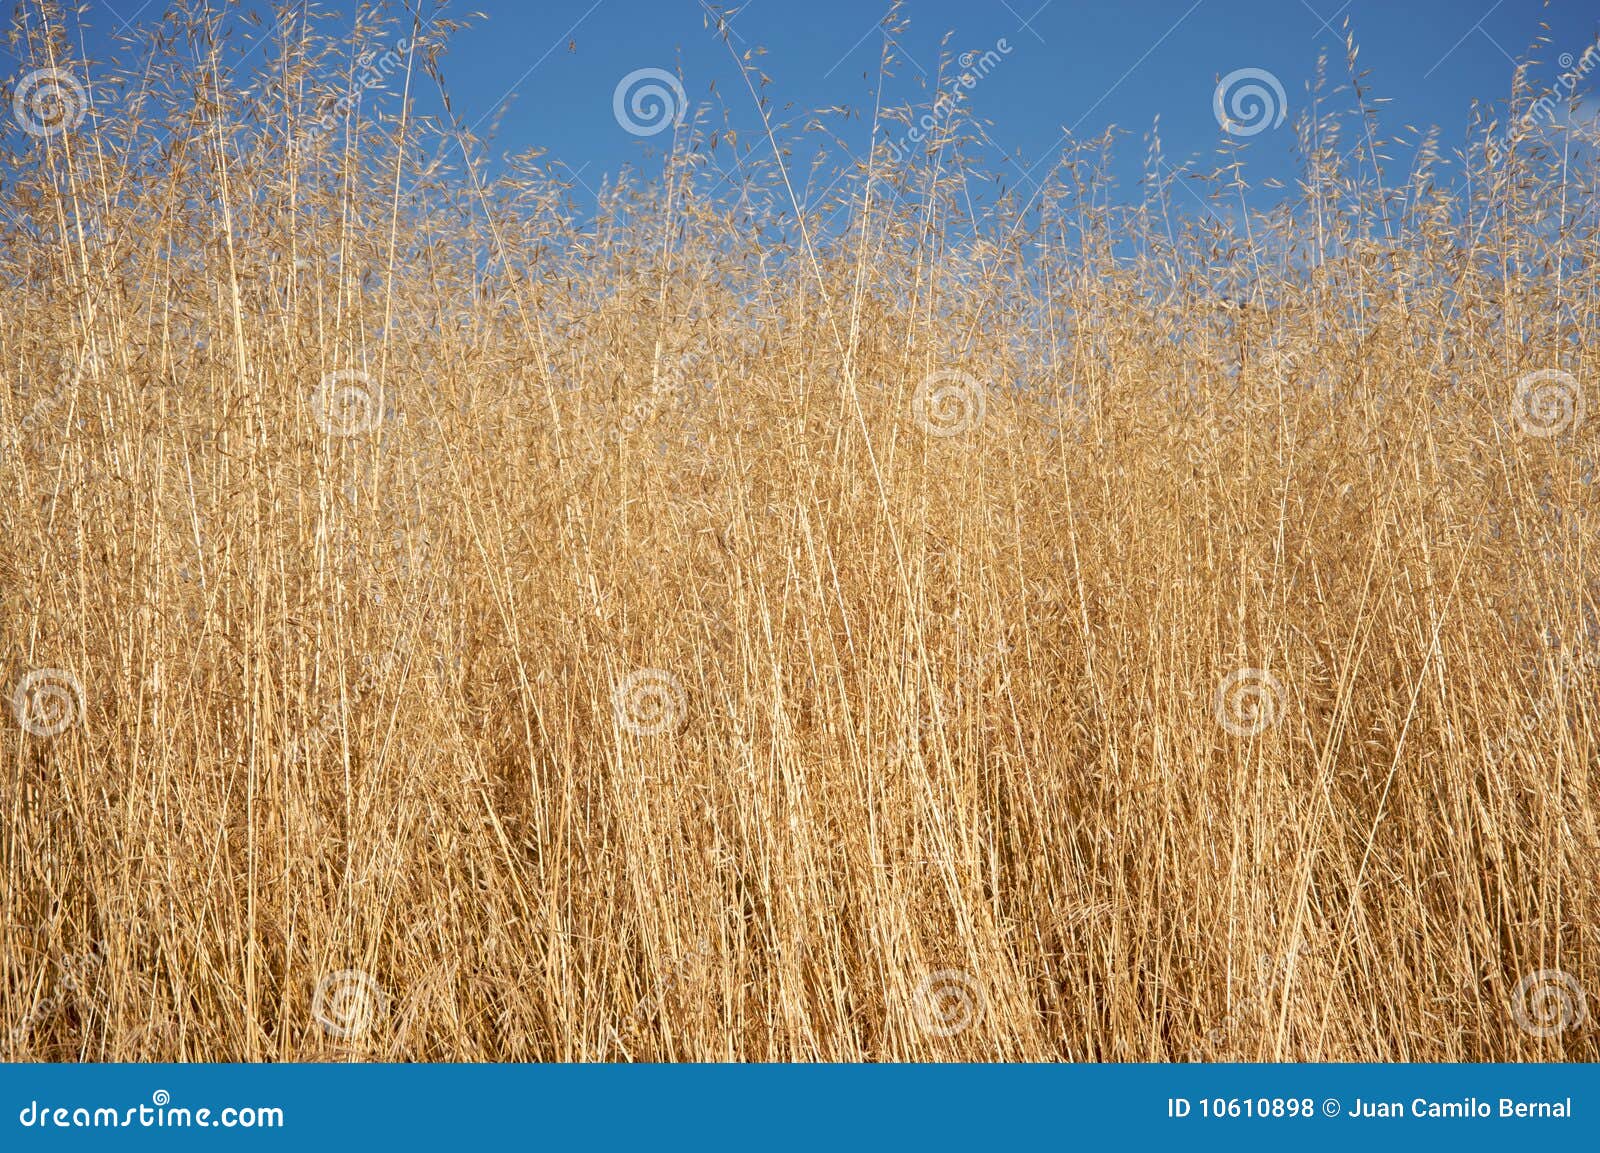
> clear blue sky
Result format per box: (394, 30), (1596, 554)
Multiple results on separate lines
(46, 0), (1600, 214)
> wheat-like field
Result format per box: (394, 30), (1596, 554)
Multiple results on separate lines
(1, 2), (1597, 1062)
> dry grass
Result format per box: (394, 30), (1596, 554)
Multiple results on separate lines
(2, 2), (1598, 1062)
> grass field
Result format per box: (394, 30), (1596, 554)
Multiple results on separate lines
(2, 2), (1597, 1061)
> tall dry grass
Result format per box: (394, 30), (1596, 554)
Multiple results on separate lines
(2, 1), (1597, 1061)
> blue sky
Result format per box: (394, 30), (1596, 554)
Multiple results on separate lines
(42, 0), (1600, 214)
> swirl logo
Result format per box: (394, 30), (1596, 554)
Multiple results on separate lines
(312, 969), (385, 1040)
(13, 68), (88, 138)
(1213, 68), (1288, 137)
(613, 668), (686, 736)
(1513, 369), (1585, 438)
(911, 969), (986, 1037)
(1511, 969), (1588, 1039)
(912, 370), (986, 437)
(151, 1090), (171, 1107)
(11, 668), (84, 737)
(312, 369), (384, 436)
(1214, 667), (1284, 737)
(613, 68), (687, 137)
(1260, 345), (1299, 379)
